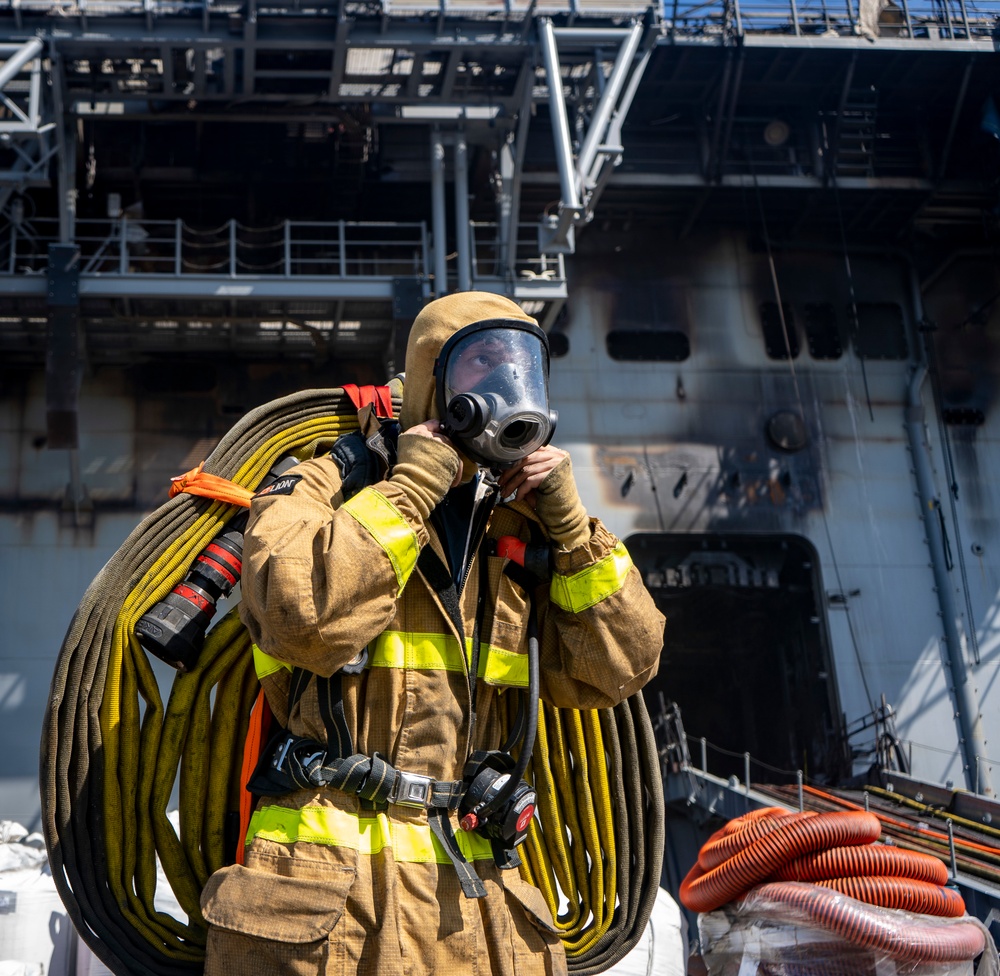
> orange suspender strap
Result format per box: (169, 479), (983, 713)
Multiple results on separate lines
(168, 462), (255, 508)
(236, 689), (273, 864)
(342, 384), (394, 419)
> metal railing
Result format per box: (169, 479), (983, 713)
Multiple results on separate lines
(0, 216), (567, 291)
(664, 0), (998, 39)
(5, 0), (994, 37)
(2, 0), (656, 17)
(2, 217), (430, 280)
(469, 221), (567, 284)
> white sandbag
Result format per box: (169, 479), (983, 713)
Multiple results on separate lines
(0, 822), (76, 976)
(0, 964), (45, 976)
(606, 887), (689, 976)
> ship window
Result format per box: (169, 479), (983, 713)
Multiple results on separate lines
(606, 330), (689, 361)
(606, 281), (690, 362)
(760, 302), (799, 360)
(804, 303), (843, 360)
(852, 302), (908, 360)
(549, 332), (569, 358)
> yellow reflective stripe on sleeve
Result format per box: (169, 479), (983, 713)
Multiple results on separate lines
(247, 804), (494, 863)
(480, 646), (528, 688)
(369, 632), (529, 688)
(252, 643), (292, 679)
(341, 487), (419, 592)
(549, 541), (633, 614)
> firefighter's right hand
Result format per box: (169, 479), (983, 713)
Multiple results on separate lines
(391, 421), (463, 520)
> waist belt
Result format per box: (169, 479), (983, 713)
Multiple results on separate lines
(247, 724), (487, 899)
(248, 729), (465, 810)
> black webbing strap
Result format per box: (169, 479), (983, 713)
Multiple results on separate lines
(468, 539), (491, 733)
(287, 665), (311, 714)
(246, 733), (467, 811)
(427, 808), (487, 899)
(316, 647), (368, 764)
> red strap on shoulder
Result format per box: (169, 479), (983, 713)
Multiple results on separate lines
(343, 384), (394, 419)
(375, 385), (394, 419)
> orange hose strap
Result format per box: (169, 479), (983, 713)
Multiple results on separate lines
(168, 462), (255, 508)
(236, 691), (272, 865)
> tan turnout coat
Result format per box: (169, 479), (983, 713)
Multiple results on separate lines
(200, 294), (666, 976)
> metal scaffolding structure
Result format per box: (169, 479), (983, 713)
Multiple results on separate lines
(0, 0), (994, 360)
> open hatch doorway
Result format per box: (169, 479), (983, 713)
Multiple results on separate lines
(628, 532), (849, 789)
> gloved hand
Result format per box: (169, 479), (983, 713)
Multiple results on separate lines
(390, 422), (462, 521)
(534, 454), (591, 549)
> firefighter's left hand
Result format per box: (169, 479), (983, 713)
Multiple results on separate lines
(502, 448), (592, 549)
(498, 445), (570, 508)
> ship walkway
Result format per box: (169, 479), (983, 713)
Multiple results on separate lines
(2, 0), (995, 44)
(0, 216), (564, 300)
(0, 217), (566, 363)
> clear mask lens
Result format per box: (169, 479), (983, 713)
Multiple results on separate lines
(441, 325), (553, 468)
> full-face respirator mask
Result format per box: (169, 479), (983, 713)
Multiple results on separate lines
(435, 319), (558, 470)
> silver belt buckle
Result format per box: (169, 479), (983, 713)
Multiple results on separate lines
(392, 770), (434, 808)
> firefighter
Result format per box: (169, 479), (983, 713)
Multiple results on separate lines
(199, 291), (665, 975)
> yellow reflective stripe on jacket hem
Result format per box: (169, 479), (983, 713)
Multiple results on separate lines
(371, 632), (529, 688)
(549, 541), (633, 613)
(253, 643), (292, 678)
(341, 488), (419, 592)
(247, 805), (495, 863)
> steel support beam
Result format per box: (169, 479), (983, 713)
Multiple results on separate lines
(575, 22), (642, 185)
(583, 36), (653, 196)
(454, 131), (471, 293)
(45, 243), (82, 451)
(938, 57), (974, 181)
(906, 366), (993, 797)
(0, 38), (44, 91)
(539, 19), (582, 216)
(430, 127), (448, 296)
(49, 43), (76, 244)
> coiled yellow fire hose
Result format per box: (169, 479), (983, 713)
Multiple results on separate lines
(41, 386), (663, 976)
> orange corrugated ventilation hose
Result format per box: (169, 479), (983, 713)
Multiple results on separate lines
(681, 809), (986, 966)
(681, 811), (882, 912)
(773, 844), (949, 885)
(815, 876), (965, 917)
(753, 881), (984, 964)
